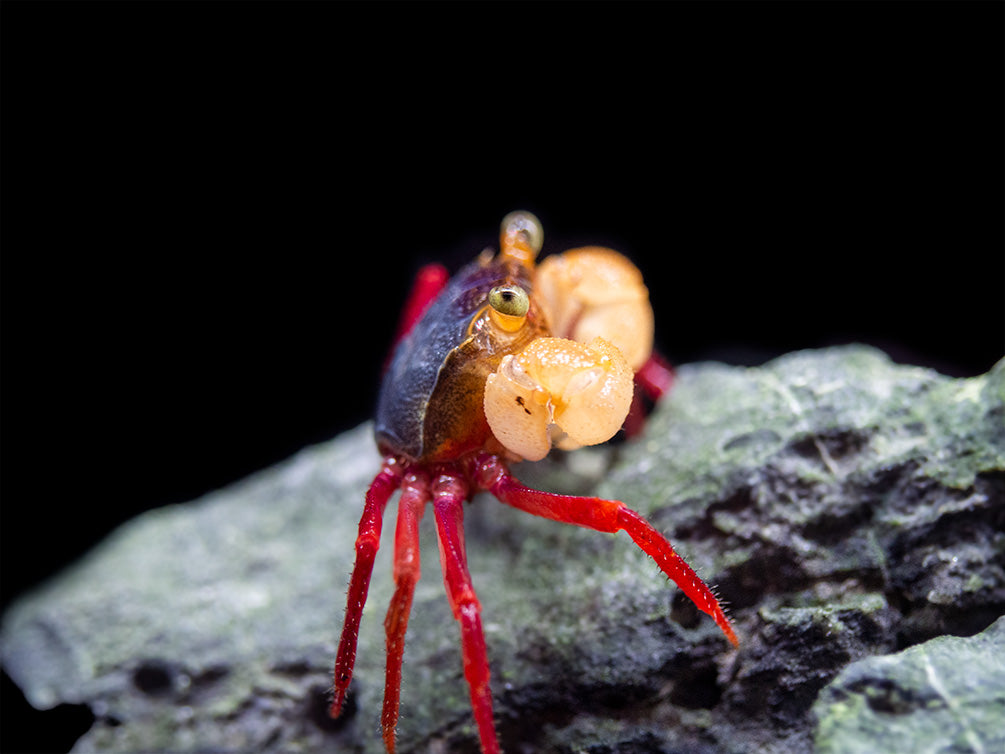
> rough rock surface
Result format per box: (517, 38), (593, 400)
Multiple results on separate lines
(2, 345), (1003, 753)
(813, 615), (1005, 754)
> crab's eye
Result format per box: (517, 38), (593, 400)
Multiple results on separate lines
(489, 285), (530, 318)
(487, 284), (530, 333)
(500, 211), (544, 259)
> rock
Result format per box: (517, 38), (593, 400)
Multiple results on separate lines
(2, 345), (1003, 753)
(813, 615), (1005, 754)
(2, 423), (388, 753)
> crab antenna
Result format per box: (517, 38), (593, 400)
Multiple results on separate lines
(500, 210), (543, 267)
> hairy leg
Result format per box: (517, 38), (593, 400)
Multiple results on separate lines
(381, 471), (429, 752)
(475, 454), (738, 647)
(432, 473), (500, 754)
(331, 459), (404, 719)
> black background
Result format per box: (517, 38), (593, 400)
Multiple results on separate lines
(2, 2), (1002, 751)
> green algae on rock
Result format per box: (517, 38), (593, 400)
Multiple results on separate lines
(813, 615), (1005, 754)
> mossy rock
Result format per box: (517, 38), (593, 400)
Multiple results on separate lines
(3, 346), (1003, 752)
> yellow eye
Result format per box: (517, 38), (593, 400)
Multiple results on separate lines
(488, 285), (530, 318)
(487, 285), (530, 333)
(499, 211), (544, 262)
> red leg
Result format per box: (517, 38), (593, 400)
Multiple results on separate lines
(475, 455), (738, 648)
(622, 390), (650, 439)
(635, 351), (675, 403)
(383, 263), (450, 373)
(393, 263), (450, 346)
(624, 352), (676, 438)
(381, 471), (429, 752)
(432, 473), (500, 754)
(331, 458), (404, 719)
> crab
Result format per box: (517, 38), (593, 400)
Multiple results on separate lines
(329, 212), (738, 753)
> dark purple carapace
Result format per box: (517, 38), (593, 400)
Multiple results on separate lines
(375, 254), (544, 462)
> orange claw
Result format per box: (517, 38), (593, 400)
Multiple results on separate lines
(484, 335), (635, 461)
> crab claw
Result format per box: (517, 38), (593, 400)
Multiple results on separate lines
(484, 336), (634, 462)
(535, 246), (655, 370)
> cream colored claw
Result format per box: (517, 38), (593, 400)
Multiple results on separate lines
(484, 336), (634, 462)
(535, 246), (654, 370)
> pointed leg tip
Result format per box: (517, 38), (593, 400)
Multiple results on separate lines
(382, 729), (397, 753)
(329, 696), (344, 720)
(719, 618), (740, 648)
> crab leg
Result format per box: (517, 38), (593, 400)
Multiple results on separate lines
(635, 352), (675, 402)
(623, 353), (676, 438)
(475, 455), (739, 648)
(381, 471), (429, 752)
(331, 459), (403, 719)
(383, 263), (450, 373)
(393, 263), (450, 345)
(432, 473), (501, 754)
